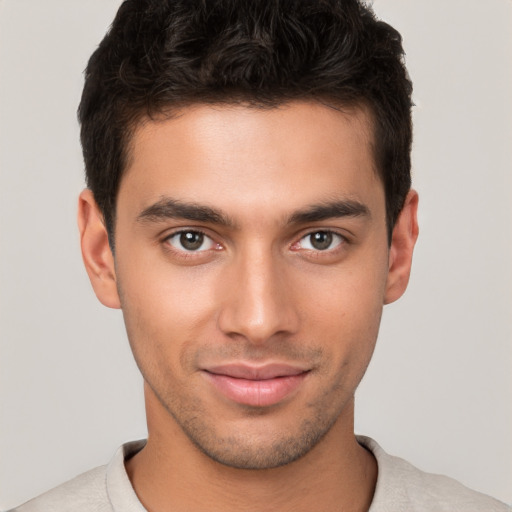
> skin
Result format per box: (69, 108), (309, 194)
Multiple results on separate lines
(78, 101), (418, 512)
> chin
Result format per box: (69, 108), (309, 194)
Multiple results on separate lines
(176, 405), (342, 470)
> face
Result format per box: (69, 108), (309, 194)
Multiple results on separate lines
(80, 101), (417, 470)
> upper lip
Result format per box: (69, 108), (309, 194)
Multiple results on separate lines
(204, 363), (309, 380)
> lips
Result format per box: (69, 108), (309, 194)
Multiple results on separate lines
(202, 363), (309, 407)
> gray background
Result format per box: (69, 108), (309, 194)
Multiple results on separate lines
(0, 0), (510, 508)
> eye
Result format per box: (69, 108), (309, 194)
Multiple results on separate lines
(166, 230), (217, 252)
(297, 231), (344, 251)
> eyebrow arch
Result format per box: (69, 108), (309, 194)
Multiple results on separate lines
(137, 198), (235, 227)
(288, 200), (370, 224)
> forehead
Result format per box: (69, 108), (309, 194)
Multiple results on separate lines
(119, 101), (383, 223)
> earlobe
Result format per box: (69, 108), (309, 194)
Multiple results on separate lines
(77, 189), (121, 309)
(384, 190), (419, 305)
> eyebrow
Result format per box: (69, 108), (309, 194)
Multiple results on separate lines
(288, 200), (370, 224)
(136, 197), (370, 228)
(137, 198), (235, 227)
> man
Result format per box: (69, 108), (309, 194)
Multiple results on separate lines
(10, 0), (510, 510)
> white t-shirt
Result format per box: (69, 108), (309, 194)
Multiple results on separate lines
(10, 436), (510, 511)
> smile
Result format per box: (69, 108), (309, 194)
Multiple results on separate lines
(202, 363), (310, 407)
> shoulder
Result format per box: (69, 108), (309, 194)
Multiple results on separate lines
(8, 465), (110, 512)
(8, 440), (146, 512)
(358, 436), (511, 512)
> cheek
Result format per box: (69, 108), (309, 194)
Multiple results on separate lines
(115, 251), (223, 371)
(298, 253), (387, 369)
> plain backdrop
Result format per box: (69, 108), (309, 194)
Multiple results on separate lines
(0, 0), (510, 508)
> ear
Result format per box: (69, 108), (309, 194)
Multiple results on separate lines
(384, 190), (419, 305)
(77, 189), (121, 309)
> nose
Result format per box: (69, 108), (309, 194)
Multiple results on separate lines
(217, 246), (300, 344)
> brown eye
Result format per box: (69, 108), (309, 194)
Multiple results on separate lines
(167, 230), (214, 252)
(180, 231), (204, 250)
(298, 231), (344, 251)
(310, 231), (333, 250)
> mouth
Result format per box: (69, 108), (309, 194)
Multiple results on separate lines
(202, 363), (310, 407)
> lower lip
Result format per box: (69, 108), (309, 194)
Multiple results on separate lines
(203, 372), (308, 407)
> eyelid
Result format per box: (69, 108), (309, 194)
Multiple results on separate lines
(291, 229), (348, 252)
(162, 228), (222, 254)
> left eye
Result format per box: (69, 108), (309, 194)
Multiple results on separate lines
(298, 231), (344, 251)
(166, 231), (216, 252)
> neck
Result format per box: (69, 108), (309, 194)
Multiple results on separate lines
(126, 385), (377, 512)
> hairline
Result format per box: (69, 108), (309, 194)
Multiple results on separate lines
(105, 97), (389, 250)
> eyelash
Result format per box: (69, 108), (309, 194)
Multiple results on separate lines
(291, 230), (347, 254)
(161, 228), (348, 259)
(162, 229), (221, 257)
